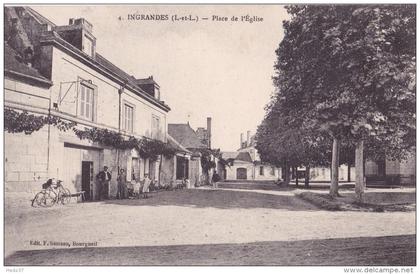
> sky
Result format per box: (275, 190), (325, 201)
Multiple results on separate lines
(31, 5), (289, 151)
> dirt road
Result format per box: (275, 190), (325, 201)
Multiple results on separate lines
(5, 183), (415, 265)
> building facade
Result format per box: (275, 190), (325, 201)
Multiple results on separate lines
(222, 131), (281, 181)
(168, 119), (222, 186)
(4, 7), (177, 199)
(365, 154), (416, 186)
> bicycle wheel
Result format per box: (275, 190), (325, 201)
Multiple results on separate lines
(43, 190), (56, 207)
(62, 188), (72, 204)
(32, 192), (45, 207)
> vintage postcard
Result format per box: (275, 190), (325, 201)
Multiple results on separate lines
(3, 3), (416, 270)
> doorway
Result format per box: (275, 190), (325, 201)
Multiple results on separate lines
(236, 168), (247, 180)
(81, 161), (93, 201)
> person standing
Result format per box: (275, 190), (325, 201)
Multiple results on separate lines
(142, 174), (152, 198)
(117, 168), (127, 199)
(212, 171), (221, 189)
(96, 166), (111, 200)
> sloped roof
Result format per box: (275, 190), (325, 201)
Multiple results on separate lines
(4, 43), (52, 85)
(168, 124), (208, 149)
(7, 7), (169, 111)
(166, 134), (191, 154)
(221, 151), (239, 160)
(221, 151), (252, 162)
(22, 7), (57, 27)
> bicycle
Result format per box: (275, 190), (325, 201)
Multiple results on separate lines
(31, 180), (71, 207)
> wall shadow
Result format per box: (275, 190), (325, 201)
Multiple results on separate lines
(5, 234), (415, 266)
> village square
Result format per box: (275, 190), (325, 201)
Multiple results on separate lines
(3, 5), (416, 267)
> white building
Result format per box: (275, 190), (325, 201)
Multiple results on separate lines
(222, 131), (281, 181)
(4, 7), (183, 199)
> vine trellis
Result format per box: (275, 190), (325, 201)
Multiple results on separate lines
(5, 108), (177, 160)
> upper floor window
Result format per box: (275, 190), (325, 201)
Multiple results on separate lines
(123, 104), (134, 133)
(151, 115), (160, 139)
(155, 87), (160, 101)
(79, 83), (94, 121)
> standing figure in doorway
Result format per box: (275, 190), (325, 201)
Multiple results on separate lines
(142, 174), (152, 198)
(117, 168), (127, 199)
(96, 166), (111, 200)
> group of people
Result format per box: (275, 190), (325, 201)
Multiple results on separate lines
(95, 166), (222, 199)
(96, 166), (152, 200)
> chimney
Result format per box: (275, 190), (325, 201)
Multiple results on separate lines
(247, 130), (251, 147)
(55, 17), (96, 57)
(240, 133), (244, 148)
(207, 117), (212, 149)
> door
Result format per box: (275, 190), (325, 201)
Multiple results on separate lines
(237, 168), (247, 180)
(176, 156), (189, 180)
(132, 157), (140, 181)
(82, 161), (93, 201)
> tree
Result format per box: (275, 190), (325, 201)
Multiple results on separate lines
(270, 5), (415, 198)
(255, 101), (331, 187)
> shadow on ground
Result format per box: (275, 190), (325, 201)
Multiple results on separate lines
(219, 181), (355, 191)
(101, 189), (317, 210)
(361, 192), (416, 205)
(5, 235), (415, 266)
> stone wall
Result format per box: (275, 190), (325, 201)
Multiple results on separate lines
(160, 155), (175, 185)
(5, 128), (49, 193)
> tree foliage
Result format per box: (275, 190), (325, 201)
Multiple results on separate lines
(272, 5), (415, 158)
(255, 103), (332, 169)
(196, 148), (220, 173)
(256, 5), (415, 192)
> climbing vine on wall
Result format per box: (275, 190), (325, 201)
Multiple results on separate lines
(5, 108), (177, 160)
(4, 108), (76, 135)
(73, 127), (176, 160)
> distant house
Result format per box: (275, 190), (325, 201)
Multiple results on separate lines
(168, 122), (206, 187)
(365, 155), (415, 186)
(159, 135), (192, 187)
(168, 118), (221, 186)
(222, 131), (281, 181)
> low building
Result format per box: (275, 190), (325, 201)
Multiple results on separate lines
(168, 118), (221, 186)
(365, 154), (416, 186)
(222, 131), (281, 181)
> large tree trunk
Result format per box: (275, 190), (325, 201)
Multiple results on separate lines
(329, 137), (340, 197)
(284, 162), (290, 186)
(347, 160), (351, 182)
(355, 140), (364, 202)
(305, 166), (310, 188)
(158, 154), (163, 186)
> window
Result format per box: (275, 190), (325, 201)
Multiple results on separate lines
(155, 88), (160, 101)
(79, 84), (94, 120)
(151, 115), (160, 139)
(259, 166), (264, 176)
(123, 104), (134, 133)
(270, 167), (275, 176)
